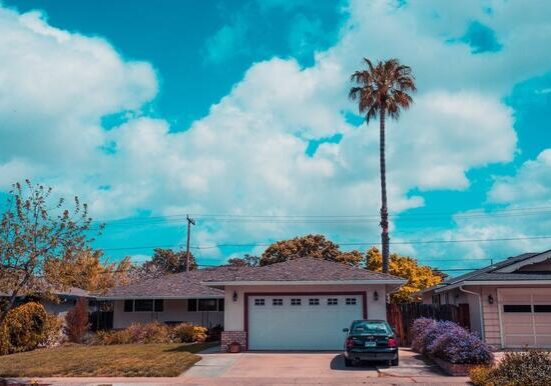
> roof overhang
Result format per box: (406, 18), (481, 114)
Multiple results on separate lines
(202, 279), (407, 287)
(97, 295), (224, 300)
(434, 279), (551, 293)
(496, 250), (551, 273)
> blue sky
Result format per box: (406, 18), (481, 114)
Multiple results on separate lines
(1, 0), (551, 273)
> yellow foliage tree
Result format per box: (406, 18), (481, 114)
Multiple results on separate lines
(366, 247), (442, 302)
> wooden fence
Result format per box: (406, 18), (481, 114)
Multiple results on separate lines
(387, 303), (470, 346)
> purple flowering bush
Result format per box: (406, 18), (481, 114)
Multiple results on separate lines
(411, 317), (437, 353)
(410, 318), (493, 365)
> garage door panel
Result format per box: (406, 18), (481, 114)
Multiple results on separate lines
(499, 288), (551, 348)
(248, 295), (363, 350)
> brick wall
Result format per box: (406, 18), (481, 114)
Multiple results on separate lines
(221, 330), (247, 352)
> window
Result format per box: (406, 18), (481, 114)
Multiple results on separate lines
(291, 298), (301, 306)
(309, 298), (319, 306)
(218, 299), (225, 311)
(199, 299), (218, 311)
(534, 305), (551, 312)
(254, 299), (265, 306)
(503, 304), (532, 313)
(272, 299), (283, 306)
(134, 299), (154, 312)
(351, 320), (391, 335)
(327, 298), (338, 306)
(346, 298), (357, 305)
(188, 299), (197, 312)
(154, 299), (164, 312)
(124, 300), (133, 312)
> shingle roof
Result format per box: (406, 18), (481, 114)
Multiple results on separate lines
(471, 272), (551, 281)
(202, 257), (405, 283)
(100, 266), (245, 299)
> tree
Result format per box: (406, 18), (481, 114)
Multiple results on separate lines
(227, 254), (260, 267)
(366, 247), (442, 302)
(259, 234), (363, 267)
(44, 249), (133, 293)
(349, 58), (416, 273)
(64, 298), (89, 343)
(0, 180), (100, 324)
(142, 248), (197, 274)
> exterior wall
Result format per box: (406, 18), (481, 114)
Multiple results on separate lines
(223, 284), (389, 331)
(480, 286), (501, 348)
(112, 299), (224, 329)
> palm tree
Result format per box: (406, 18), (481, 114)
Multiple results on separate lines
(349, 58), (416, 273)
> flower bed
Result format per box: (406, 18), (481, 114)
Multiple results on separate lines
(411, 318), (493, 376)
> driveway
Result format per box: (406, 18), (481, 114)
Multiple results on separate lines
(183, 348), (470, 385)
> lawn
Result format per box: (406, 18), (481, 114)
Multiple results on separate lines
(0, 342), (216, 377)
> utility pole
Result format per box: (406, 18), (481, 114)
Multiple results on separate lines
(185, 215), (196, 271)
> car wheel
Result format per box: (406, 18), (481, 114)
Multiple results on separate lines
(344, 358), (353, 367)
(391, 357), (399, 366)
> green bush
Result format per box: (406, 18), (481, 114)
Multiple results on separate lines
(470, 350), (551, 386)
(0, 302), (62, 355)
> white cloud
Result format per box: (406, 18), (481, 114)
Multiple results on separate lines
(2, 1), (551, 262)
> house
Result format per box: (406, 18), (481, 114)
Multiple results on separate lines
(0, 287), (90, 317)
(101, 257), (405, 351)
(420, 249), (551, 349)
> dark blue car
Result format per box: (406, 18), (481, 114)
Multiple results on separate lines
(343, 320), (399, 366)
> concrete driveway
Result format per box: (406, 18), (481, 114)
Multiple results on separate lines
(183, 348), (471, 385)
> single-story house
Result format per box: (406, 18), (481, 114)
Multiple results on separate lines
(1, 287), (90, 317)
(101, 257), (406, 351)
(420, 249), (551, 349)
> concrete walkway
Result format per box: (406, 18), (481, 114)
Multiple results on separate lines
(2, 348), (470, 385)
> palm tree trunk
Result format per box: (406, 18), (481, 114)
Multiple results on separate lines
(379, 109), (390, 273)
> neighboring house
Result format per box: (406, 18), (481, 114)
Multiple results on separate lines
(420, 250), (551, 349)
(101, 257), (405, 351)
(0, 287), (90, 317)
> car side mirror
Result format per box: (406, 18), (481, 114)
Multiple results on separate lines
(342, 328), (349, 333)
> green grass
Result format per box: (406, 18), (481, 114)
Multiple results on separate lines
(0, 342), (216, 377)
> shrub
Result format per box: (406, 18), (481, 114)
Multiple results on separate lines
(64, 298), (89, 343)
(410, 318), (493, 365)
(469, 365), (493, 386)
(410, 317), (437, 352)
(43, 313), (64, 347)
(490, 350), (551, 386)
(0, 302), (50, 355)
(93, 322), (209, 345)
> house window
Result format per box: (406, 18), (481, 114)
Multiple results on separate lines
(254, 299), (265, 306)
(134, 299), (154, 312)
(199, 299), (218, 311)
(534, 305), (551, 312)
(218, 299), (225, 311)
(154, 299), (164, 312)
(188, 299), (197, 312)
(327, 298), (338, 306)
(273, 299), (283, 306)
(346, 298), (357, 305)
(291, 298), (301, 306)
(124, 300), (133, 312)
(503, 304), (532, 313)
(309, 298), (319, 306)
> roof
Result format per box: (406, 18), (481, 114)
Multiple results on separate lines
(421, 250), (551, 294)
(100, 266), (245, 299)
(202, 257), (405, 285)
(0, 286), (89, 298)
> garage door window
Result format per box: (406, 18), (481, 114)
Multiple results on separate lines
(346, 298), (357, 305)
(272, 299), (283, 306)
(254, 299), (265, 306)
(291, 298), (301, 306)
(327, 298), (338, 305)
(309, 298), (319, 305)
(534, 305), (551, 312)
(504, 304), (532, 312)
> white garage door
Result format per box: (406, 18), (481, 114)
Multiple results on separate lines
(499, 288), (551, 348)
(248, 294), (363, 350)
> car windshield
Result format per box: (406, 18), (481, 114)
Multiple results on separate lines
(350, 321), (391, 335)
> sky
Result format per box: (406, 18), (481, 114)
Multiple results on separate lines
(1, 0), (551, 273)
